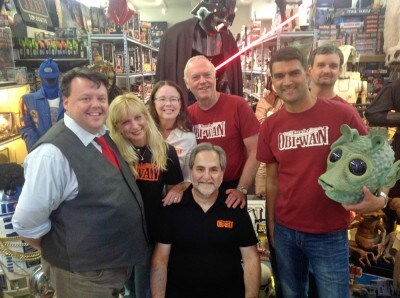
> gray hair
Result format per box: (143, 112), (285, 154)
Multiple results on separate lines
(189, 142), (227, 171)
(183, 55), (216, 80)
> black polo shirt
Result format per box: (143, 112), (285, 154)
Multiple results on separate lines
(156, 186), (258, 298)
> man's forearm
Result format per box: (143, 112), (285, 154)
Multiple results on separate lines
(21, 236), (42, 251)
(150, 265), (168, 297)
(237, 154), (259, 189)
(243, 251), (261, 297)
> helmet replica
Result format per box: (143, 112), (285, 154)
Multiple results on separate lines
(191, 0), (236, 34)
(318, 124), (400, 205)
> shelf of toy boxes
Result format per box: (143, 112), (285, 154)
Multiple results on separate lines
(87, 33), (158, 101)
(241, 28), (318, 106)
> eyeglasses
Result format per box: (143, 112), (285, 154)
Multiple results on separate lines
(154, 97), (180, 104)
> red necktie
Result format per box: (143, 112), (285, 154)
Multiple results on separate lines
(94, 136), (121, 171)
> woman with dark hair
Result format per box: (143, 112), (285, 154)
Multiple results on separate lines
(149, 80), (197, 195)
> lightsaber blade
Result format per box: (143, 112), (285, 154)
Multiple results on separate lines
(215, 0), (313, 71)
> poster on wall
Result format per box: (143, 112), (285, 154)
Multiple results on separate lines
(15, 0), (53, 27)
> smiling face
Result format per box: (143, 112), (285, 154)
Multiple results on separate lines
(154, 85), (181, 122)
(190, 150), (224, 198)
(118, 112), (148, 147)
(63, 77), (108, 134)
(309, 53), (342, 87)
(184, 58), (218, 105)
(271, 59), (310, 108)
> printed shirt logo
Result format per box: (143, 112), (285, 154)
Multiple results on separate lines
(216, 220), (234, 229)
(193, 121), (226, 140)
(175, 147), (183, 155)
(137, 163), (160, 181)
(278, 126), (329, 150)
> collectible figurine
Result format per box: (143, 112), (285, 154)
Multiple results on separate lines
(156, 0), (242, 105)
(319, 124), (400, 205)
(349, 210), (387, 266)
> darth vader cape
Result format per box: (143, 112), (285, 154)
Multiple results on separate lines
(155, 18), (243, 104)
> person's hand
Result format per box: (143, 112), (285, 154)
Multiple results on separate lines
(389, 197), (400, 217)
(342, 186), (384, 215)
(225, 188), (246, 209)
(162, 185), (184, 206)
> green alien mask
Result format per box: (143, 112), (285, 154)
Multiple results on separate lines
(318, 124), (400, 205)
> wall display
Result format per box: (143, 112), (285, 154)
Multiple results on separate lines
(6, 67), (27, 85)
(102, 43), (114, 64)
(0, 112), (13, 140)
(150, 22), (167, 49)
(14, 0), (52, 28)
(0, 27), (14, 85)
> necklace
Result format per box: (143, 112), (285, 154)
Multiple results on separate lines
(134, 146), (148, 161)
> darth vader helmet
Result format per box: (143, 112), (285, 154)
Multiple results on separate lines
(191, 0), (236, 34)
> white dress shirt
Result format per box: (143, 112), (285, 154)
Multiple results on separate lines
(12, 114), (107, 239)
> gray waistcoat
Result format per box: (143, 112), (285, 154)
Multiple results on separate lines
(35, 120), (148, 271)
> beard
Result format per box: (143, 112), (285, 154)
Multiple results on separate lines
(192, 181), (218, 198)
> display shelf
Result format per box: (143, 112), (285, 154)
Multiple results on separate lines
(88, 33), (158, 98)
(358, 54), (386, 63)
(241, 29), (318, 102)
(15, 58), (89, 62)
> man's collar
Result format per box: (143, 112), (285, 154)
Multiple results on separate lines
(64, 113), (108, 146)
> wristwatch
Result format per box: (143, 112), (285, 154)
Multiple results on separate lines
(237, 186), (248, 195)
(377, 191), (390, 209)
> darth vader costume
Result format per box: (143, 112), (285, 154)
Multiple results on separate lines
(155, 0), (243, 105)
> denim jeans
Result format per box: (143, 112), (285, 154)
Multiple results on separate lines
(125, 244), (154, 298)
(274, 222), (350, 298)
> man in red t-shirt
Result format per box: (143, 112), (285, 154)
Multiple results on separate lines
(186, 55), (260, 209)
(257, 47), (385, 298)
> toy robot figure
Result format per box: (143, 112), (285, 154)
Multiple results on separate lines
(156, 0), (243, 105)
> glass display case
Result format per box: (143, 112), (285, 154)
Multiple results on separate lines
(0, 84), (29, 164)
(0, 26), (16, 87)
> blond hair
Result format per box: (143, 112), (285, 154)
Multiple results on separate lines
(107, 93), (168, 177)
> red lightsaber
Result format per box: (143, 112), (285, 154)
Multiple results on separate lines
(216, 0), (313, 71)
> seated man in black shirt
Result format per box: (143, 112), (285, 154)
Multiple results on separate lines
(150, 142), (260, 298)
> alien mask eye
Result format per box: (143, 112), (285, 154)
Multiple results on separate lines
(349, 159), (367, 176)
(329, 148), (342, 163)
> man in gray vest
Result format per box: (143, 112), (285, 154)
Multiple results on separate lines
(12, 68), (148, 298)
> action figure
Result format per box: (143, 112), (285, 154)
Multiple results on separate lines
(156, 0), (242, 105)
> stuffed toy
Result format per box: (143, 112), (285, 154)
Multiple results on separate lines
(318, 124), (400, 205)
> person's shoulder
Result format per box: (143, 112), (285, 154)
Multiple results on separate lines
(220, 93), (247, 103)
(319, 97), (353, 111)
(26, 143), (64, 162)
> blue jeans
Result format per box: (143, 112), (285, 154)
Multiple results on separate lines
(274, 222), (350, 298)
(125, 244), (154, 298)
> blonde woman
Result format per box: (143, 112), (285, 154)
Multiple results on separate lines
(107, 93), (183, 298)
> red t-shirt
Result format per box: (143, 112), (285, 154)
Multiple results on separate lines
(188, 93), (260, 181)
(257, 98), (368, 233)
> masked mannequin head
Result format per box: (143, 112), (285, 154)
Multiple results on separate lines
(192, 0), (236, 34)
(39, 59), (60, 99)
(318, 125), (400, 205)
